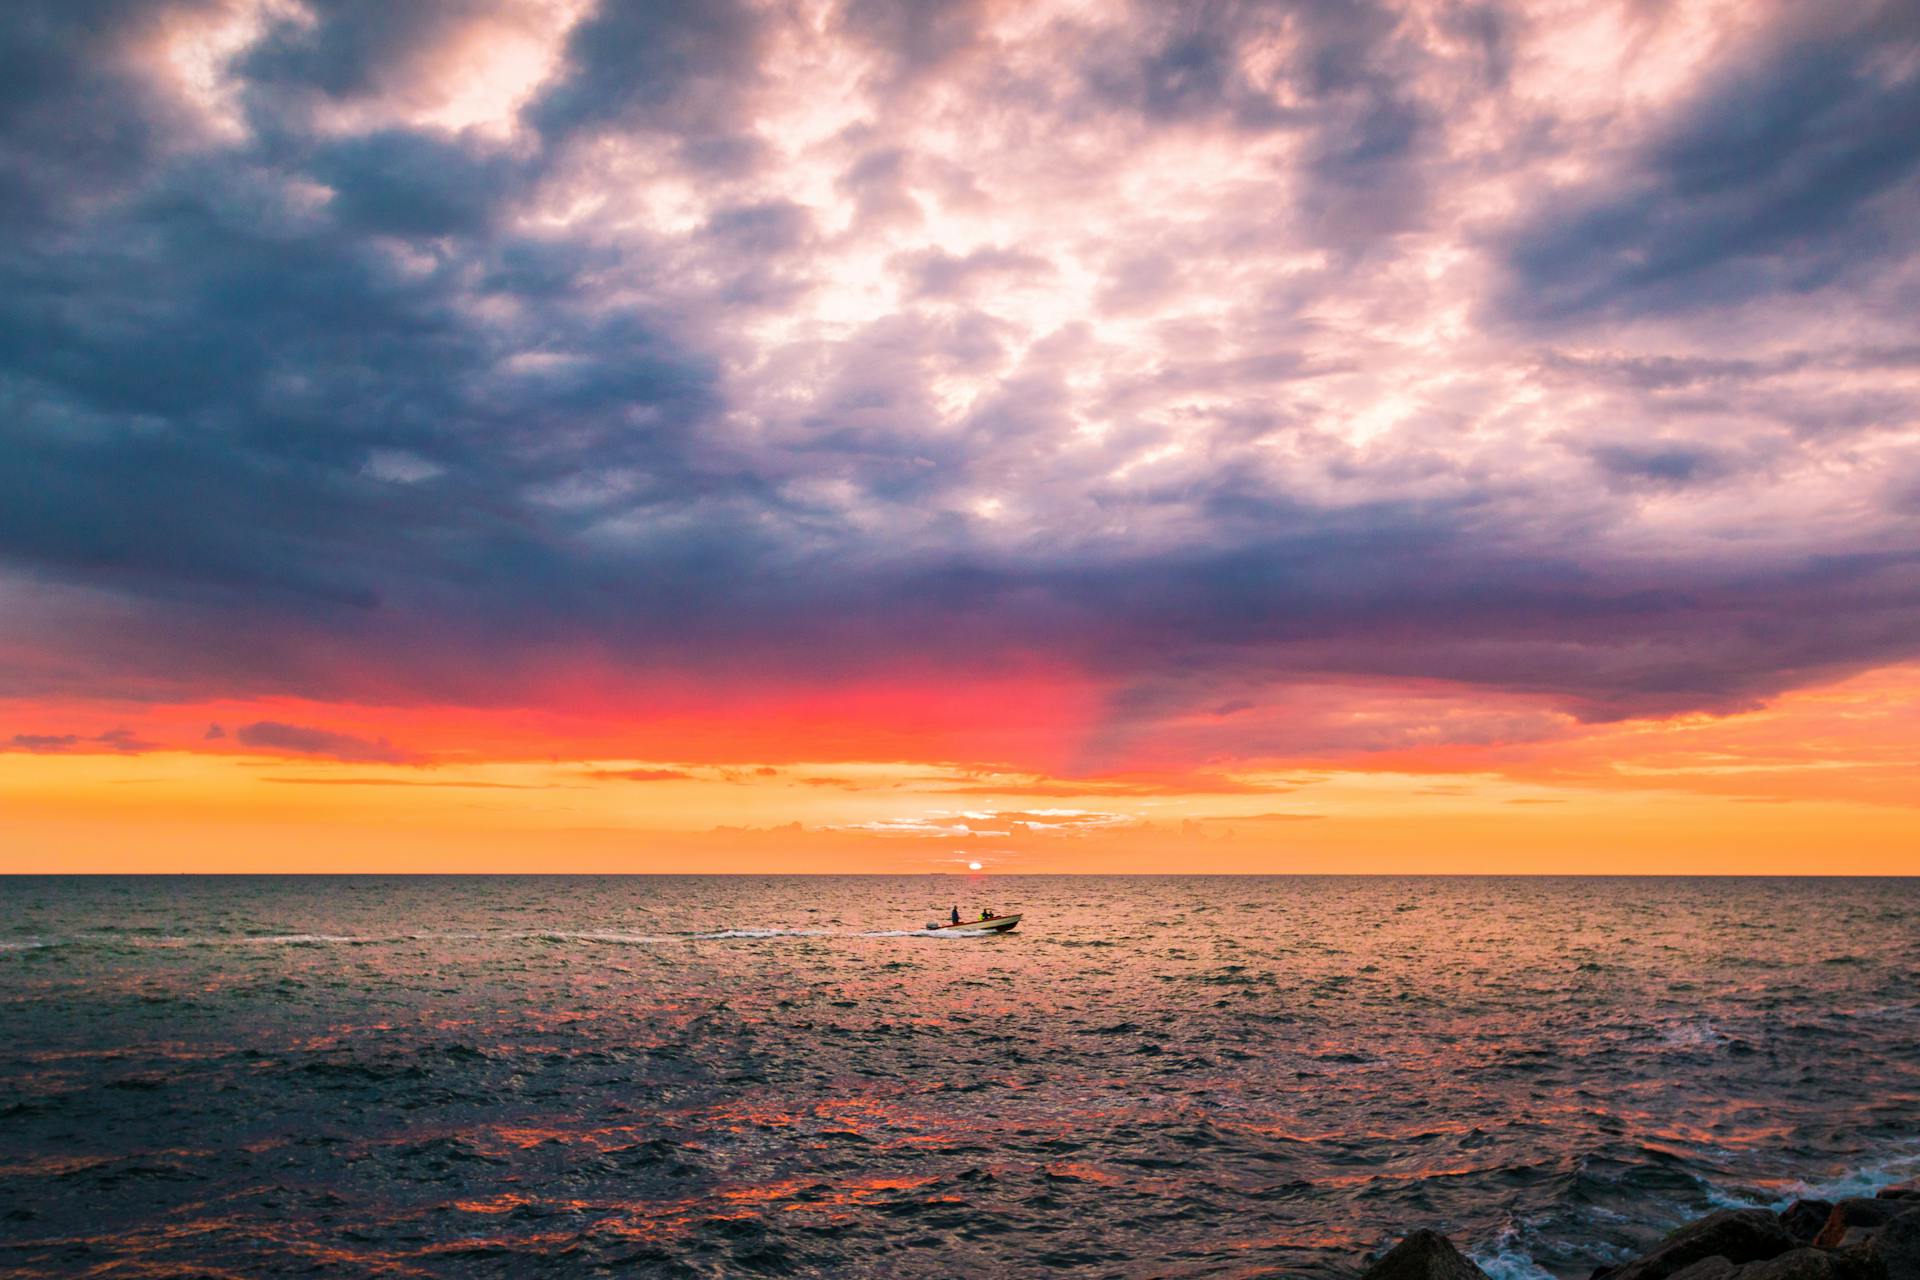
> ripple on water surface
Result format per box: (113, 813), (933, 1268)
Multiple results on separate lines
(1, 875), (1917, 1278)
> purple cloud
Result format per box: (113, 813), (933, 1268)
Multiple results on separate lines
(5, 728), (159, 754)
(0, 0), (1916, 763)
(234, 721), (414, 764)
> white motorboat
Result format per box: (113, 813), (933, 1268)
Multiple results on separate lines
(923, 913), (1020, 935)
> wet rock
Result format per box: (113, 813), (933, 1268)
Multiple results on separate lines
(1817, 1201), (1910, 1250)
(1878, 1188), (1920, 1203)
(1360, 1229), (1492, 1280)
(1861, 1207), (1920, 1280)
(1784, 1203), (1838, 1243)
(1609, 1210), (1798, 1280)
(1668, 1259), (1737, 1280)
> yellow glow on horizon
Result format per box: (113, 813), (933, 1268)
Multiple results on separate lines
(2, 664), (1917, 874)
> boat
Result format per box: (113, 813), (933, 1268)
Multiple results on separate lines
(924, 913), (1020, 935)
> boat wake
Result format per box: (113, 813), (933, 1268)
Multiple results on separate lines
(0, 926), (1017, 953)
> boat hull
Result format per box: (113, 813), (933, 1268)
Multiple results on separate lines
(925, 914), (1020, 934)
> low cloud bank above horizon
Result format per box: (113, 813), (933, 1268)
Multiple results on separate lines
(3, 0), (1920, 775)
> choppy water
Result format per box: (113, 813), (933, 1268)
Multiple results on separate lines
(2, 876), (1917, 1279)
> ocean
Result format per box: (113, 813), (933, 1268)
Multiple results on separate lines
(2, 875), (1916, 1278)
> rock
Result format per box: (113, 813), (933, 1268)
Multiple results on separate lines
(1817, 1201), (1911, 1250)
(1668, 1259), (1738, 1280)
(1610, 1210), (1798, 1280)
(1878, 1188), (1920, 1203)
(1741, 1249), (1843, 1280)
(1785, 1203), (1839, 1243)
(1861, 1207), (1920, 1280)
(1831, 1243), (1893, 1280)
(1361, 1229), (1493, 1280)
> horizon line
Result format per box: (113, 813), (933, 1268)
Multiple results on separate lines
(4, 871), (1916, 879)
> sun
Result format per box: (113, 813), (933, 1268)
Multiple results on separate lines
(968, 861), (983, 872)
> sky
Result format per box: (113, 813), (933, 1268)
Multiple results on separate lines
(2, 0), (1918, 873)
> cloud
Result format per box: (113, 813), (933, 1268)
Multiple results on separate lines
(5, 727), (159, 754)
(7, 733), (82, 753)
(834, 807), (1135, 838)
(585, 768), (694, 782)
(528, 0), (762, 143)
(234, 720), (414, 763)
(897, 246), (1054, 299)
(94, 727), (161, 752)
(1499, 3), (1920, 324)
(0, 0), (1917, 775)
(1588, 443), (1732, 489)
(261, 776), (541, 788)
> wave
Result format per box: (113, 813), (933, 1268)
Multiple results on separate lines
(1652, 1017), (1730, 1051)
(1469, 1221), (1557, 1280)
(556, 927), (1000, 943)
(1695, 1143), (1920, 1215)
(1764, 1145), (1920, 1208)
(1471, 1245), (1556, 1280)
(2, 926), (1013, 953)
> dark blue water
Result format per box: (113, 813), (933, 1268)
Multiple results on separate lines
(2, 876), (1917, 1278)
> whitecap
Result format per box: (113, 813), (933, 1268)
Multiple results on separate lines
(1471, 1223), (1558, 1280)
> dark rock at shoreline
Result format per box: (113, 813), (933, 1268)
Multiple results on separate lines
(1750, 1250), (1840, 1279)
(1601, 1209), (1799, 1280)
(1389, 1189), (1920, 1280)
(1864, 1210), (1920, 1278)
(1360, 1229), (1492, 1280)
(1577, 1197), (1920, 1280)
(1817, 1201), (1910, 1250)
(1756, 1245), (1898, 1280)
(1785, 1203), (1838, 1243)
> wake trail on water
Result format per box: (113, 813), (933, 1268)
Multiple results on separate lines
(2, 927), (1003, 951)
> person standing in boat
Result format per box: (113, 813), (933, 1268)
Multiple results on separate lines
(950, 905), (960, 925)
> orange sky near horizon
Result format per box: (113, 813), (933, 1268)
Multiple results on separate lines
(6, 2), (1920, 879)
(4, 663), (1916, 875)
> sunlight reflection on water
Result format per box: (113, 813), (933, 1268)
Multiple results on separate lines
(2, 875), (1916, 1278)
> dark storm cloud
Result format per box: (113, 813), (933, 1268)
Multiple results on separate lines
(0, 0), (218, 228)
(1503, 3), (1920, 323)
(311, 130), (525, 237)
(528, 0), (764, 142)
(1075, 0), (1433, 243)
(0, 102), (725, 620)
(0, 0), (1916, 761)
(238, 0), (499, 101)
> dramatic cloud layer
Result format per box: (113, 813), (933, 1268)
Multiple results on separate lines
(2, 0), (1919, 773)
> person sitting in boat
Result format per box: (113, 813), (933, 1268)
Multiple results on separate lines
(981, 908), (996, 920)
(950, 905), (960, 925)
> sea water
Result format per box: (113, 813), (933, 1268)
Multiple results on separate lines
(2, 875), (1916, 1278)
